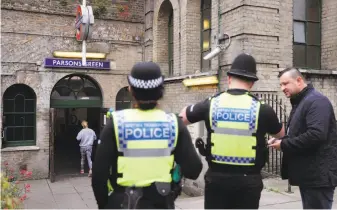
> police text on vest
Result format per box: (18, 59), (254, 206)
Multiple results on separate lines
(123, 122), (171, 140)
(215, 108), (252, 123)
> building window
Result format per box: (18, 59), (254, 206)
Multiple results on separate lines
(168, 9), (174, 76)
(293, 0), (321, 69)
(116, 87), (133, 111)
(201, 0), (212, 71)
(2, 84), (36, 147)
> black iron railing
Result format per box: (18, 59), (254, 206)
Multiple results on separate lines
(253, 92), (293, 193)
(253, 92), (286, 176)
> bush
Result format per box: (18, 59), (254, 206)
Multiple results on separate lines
(1, 162), (32, 209)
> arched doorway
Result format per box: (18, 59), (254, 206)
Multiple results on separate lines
(116, 87), (133, 110)
(50, 74), (103, 178)
(50, 74), (102, 108)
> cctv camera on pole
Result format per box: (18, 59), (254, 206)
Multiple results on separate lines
(203, 33), (231, 60)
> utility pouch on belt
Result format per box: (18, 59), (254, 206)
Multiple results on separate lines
(195, 137), (206, 156)
(122, 187), (143, 209)
(155, 182), (171, 196)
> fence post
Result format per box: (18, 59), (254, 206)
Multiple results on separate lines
(285, 180), (293, 193)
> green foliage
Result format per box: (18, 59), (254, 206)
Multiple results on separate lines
(59, 0), (68, 6)
(1, 162), (32, 209)
(92, 0), (109, 18)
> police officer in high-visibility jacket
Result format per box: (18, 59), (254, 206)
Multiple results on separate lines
(179, 53), (285, 209)
(92, 62), (203, 209)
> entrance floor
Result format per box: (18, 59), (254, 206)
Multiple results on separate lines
(54, 108), (100, 177)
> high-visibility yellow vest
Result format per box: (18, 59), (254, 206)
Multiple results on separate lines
(112, 109), (178, 187)
(209, 92), (261, 166)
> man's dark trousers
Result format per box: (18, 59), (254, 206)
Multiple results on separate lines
(204, 173), (263, 209)
(299, 187), (335, 209)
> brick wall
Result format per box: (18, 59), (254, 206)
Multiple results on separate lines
(1, 0), (144, 178)
(1, 0), (144, 22)
(322, 0), (337, 69)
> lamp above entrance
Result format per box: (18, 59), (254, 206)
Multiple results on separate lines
(53, 51), (106, 59)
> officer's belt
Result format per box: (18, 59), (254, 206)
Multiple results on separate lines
(213, 127), (256, 136)
(118, 148), (173, 157)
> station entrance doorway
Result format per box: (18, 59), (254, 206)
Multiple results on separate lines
(49, 74), (104, 182)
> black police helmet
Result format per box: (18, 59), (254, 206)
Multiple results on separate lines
(127, 62), (164, 101)
(227, 53), (259, 81)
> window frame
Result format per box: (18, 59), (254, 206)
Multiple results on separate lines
(2, 84), (37, 147)
(200, 0), (212, 72)
(115, 87), (133, 111)
(168, 9), (174, 76)
(293, 0), (322, 69)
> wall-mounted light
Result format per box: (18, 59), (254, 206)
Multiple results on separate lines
(53, 51), (107, 59)
(183, 76), (219, 87)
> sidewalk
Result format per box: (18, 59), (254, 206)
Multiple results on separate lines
(22, 176), (336, 209)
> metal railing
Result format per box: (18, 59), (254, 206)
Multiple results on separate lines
(253, 92), (293, 193)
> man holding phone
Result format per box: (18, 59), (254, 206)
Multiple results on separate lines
(269, 68), (337, 209)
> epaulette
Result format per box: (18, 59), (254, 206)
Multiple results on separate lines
(208, 91), (226, 100)
(247, 92), (265, 104)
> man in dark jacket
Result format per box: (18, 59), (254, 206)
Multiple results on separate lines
(269, 67), (337, 209)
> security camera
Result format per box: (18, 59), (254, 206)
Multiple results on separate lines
(203, 46), (222, 60)
(203, 33), (231, 61)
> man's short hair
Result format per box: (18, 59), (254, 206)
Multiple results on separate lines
(278, 67), (306, 81)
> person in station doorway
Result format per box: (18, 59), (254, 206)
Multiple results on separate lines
(91, 62), (203, 209)
(179, 53), (285, 209)
(76, 120), (97, 177)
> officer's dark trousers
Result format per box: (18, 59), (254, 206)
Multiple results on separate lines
(299, 187), (335, 209)
(204, 172), (263, 209)
(104, 191), (174, 209)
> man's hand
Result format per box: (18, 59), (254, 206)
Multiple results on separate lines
(267, 137), (277, 145)
(268, 139), (282, 151)
(179, 106), (191, 125)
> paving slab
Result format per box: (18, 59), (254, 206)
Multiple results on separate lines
(22, 179), (51, 194)
(24, 193), (58, 209)
(67, 176), (92, 187)
(260, 201), (303, 209)
(54, 193), (88, 209)
(175, 196), (204, 209)
(259, 190), (300, 206)
(75, 185), (94, 193)
(52, 186), (77, 194)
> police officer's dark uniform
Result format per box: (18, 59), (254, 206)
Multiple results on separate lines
(91, 62), (203, 209)
(182, 54), (284, 209)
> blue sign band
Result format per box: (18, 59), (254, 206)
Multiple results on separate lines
(123, 122), (171, 141)
(215, 108), (252, 123)
(44, 58), (110, 70)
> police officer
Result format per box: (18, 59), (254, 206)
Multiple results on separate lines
(92, 62), (203, 209)
(179, 53), (285, 209)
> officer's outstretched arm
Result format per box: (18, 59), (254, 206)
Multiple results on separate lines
(271, 124), (285, 139)
(174, 117), (203, 180)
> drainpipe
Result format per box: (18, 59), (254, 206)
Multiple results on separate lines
(178, 0), (182, 76)
(217, 0), (221, 92)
